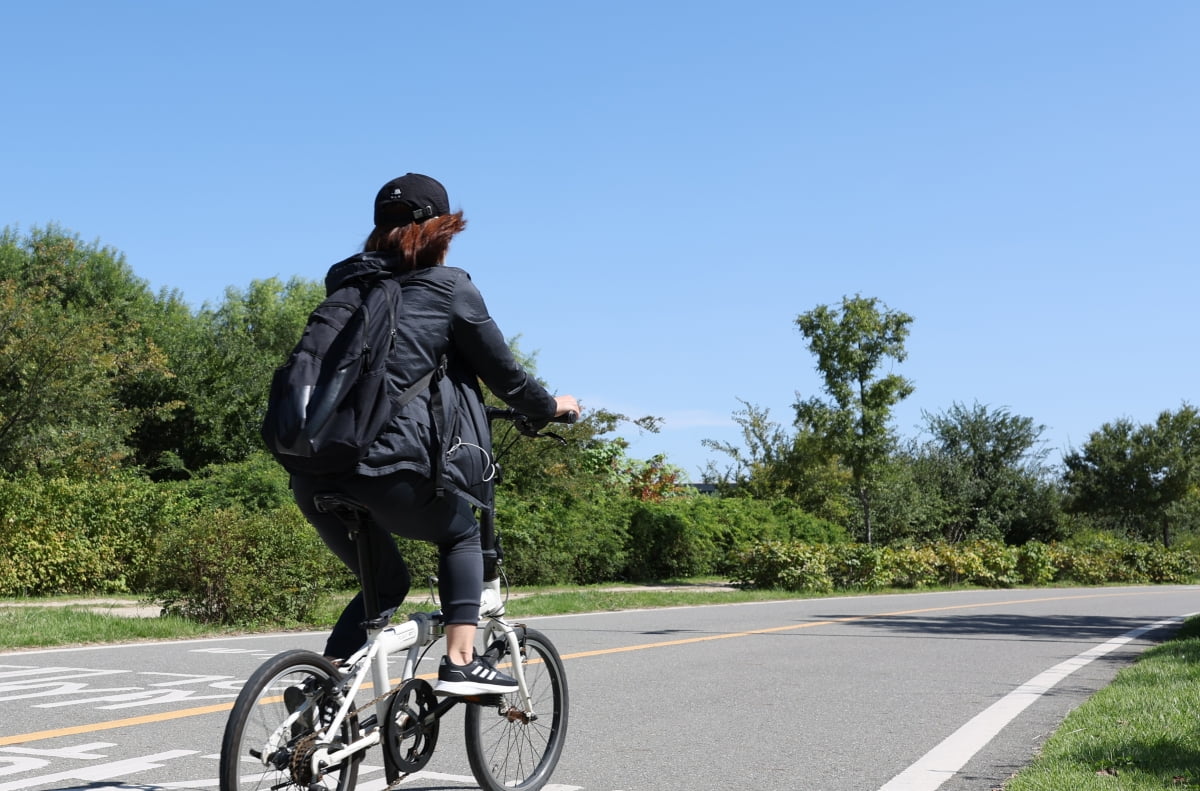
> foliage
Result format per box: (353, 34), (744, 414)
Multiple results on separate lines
(495, 485), (633, 586)
(176, 451), (296, 512)
(0, 472), (189, 595)
(4, 224), (1199, 620)
(0, 226), (176, 475)
(624, 495), (847, 581)
(703, 400), (854, 523)
(734, 535), (1198, 592)
(1063, 404), (1200, 547)
(793, 294), (915, 544)
(152, 504), (339, 625)
(138, 276), (324, 476)
(732, 541), (835, 592)
(917, 402), (1065, 544)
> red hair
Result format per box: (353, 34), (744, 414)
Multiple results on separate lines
(363, 211), (467, 270)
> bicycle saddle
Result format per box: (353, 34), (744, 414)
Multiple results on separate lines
(313, 492), (369, 515)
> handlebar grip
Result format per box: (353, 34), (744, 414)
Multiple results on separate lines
(553, 410), (580, 425)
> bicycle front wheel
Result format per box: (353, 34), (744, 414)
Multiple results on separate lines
(464, 628), (569, 791)
(220, 649), (360, 791)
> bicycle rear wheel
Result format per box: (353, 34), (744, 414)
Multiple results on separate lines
(220, 649), (360, 791)
(464, 628), (569, 791)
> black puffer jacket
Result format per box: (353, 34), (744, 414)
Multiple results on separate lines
(324, 253), (557, 505)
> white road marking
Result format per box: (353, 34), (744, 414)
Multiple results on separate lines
(878, 615), (1187, 791)
(0, 750), (195, 791)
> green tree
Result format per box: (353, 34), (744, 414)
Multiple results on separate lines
(0, 226), (174, 475)
(794, 295), (914, 544)
(140, 276), (324, 475)
(1063, 404), (1200, 546)
(909, 403), (1063, 544)
(702, 400), (852, 523)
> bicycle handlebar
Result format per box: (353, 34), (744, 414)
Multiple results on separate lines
(486, 406), (579, 437)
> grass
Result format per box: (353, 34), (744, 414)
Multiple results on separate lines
(0, 583), (798, 651)
(501, 583), (811, 616)
(0, 605), (220, 649)
(1004, 616), (1200, 790)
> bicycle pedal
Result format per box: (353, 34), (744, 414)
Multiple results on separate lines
(461, 694), (504, 706)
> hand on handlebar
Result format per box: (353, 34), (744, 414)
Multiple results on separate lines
(554, 395), (581, 423)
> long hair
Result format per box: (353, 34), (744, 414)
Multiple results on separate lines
(363, 212), (467, 270)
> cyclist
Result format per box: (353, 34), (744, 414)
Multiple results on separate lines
(290, 173), (579, 696)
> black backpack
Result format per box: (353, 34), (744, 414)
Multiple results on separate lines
(261, 273), (441, 477)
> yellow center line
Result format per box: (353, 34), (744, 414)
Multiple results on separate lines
(0, 589), (1176, 746)
(557, 591), (1136, 660)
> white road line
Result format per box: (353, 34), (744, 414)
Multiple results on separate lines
(878, 615), (1187, 791)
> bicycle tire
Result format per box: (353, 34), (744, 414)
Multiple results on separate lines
(464, 628), (569, 791)
(219, 649), (361, 791)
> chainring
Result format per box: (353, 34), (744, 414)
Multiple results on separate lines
(382, 678), (440, 774)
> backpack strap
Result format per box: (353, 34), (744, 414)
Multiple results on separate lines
(391, 353), (446, 410)
(427, 355), (451, 497)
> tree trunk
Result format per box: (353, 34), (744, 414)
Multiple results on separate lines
(858, 484), (872, 546)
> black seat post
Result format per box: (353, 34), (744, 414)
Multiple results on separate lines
(314, 494), (382, 624)
(348, 509), (383, 624)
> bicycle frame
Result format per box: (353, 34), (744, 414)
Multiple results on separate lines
(300, 607), (537, 777)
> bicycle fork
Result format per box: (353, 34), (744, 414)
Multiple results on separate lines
(482, 618), (539, 722)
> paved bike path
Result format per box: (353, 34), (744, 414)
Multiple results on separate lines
(1, 586), (1196, 791)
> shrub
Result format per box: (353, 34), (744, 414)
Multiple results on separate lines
(733, 541), (833, 593)
(495, 488), (631, 586)
(828, 544), (889, 590)
(620, 496), (845, 582)
(964, 540), (1021, 587)
(882, 545), (940, 588)
(0, 472), (190, 595)
(151, 504), (340, 625)
(1144, 545), (1198, 583)
(179, 452), (295, 512)
(1015, 541), (1056, 585)
(625, 501), (718, 580)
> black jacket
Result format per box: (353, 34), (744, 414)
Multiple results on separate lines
(324, 253), (557, 505)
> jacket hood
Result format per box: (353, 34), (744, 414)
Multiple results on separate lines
(324, 251), (405, 294)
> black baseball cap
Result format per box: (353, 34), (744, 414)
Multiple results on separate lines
(373, 173), (450, 227)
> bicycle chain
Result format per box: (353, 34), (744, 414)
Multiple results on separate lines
(348, 679), (416, 790)
(286, 681), (411, 789)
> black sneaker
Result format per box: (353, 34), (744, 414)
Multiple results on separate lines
(284, 685), (311, 739)
(284, 681), (338, 738)
(434, 655), (519, 696)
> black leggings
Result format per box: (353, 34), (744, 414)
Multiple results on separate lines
(291, 471), (481, 660)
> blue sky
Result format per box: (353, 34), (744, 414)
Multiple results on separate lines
(4, 2), (1197, 479)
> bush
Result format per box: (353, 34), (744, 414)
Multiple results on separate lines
(178, 452), (295, 512)
(1048, 532), (1198, 585)
(1015, 541), (1056, 585)
(0, 472), (190, 595)
(734, 532), (1198, 594)
(621, 496), (845, 582)
(733, 541), (833, 593)
(882, 545), (940, 588)
(963, 540), (1021, 587)
(152, 504), (340, 625)
(828, 544), (889, 590)
(625, 501), (718, 580)
(495, 487), (631, 586)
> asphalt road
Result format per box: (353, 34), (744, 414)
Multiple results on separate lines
(2, 585), (1197, 791)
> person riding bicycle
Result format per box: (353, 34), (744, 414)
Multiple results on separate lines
(290, 173), (579, 696)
